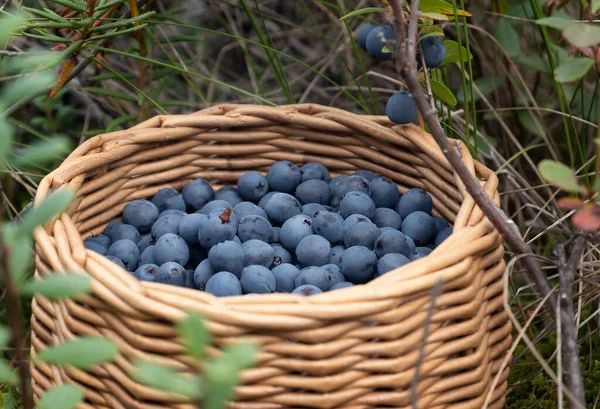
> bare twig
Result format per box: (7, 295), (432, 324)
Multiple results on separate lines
(388, 0), (559, 317)
(555, 237), (586, 409)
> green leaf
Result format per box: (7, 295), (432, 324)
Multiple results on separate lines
(16, 189), (74, 237)
(177, 312), (211, 362)
(0, 73), (55, 112)
(381, 45), (392, 53)
(91, 11), (156, 32)
(13, 137), (71, 168)
(43, 0), (85, 12)
(4, 234), (33, 284)
(554, 57), (593, 83)
(1, 389), (18, 409)
(429, 79), (457, 106)
(442, 40), (473, 64)
(456, 76), (505, 103)
(38, 385), (84, 409)
(563, 23), (600, 48)
(535, 16), (572, 30)
(550, 43), (570, 64)
(505, 1), (534, 19)
(0, 325), (9, 348)
(339, 7), (389, 20)
(593, 0), (600, 14)
(518, 111), (544, 136)
(420, 12), (449, 20)
(494, 19), (520, 58)
(217, 343), (258, 373)
(21, 274), (91, 300)
(131, 361), (201, 398)
(36, 337), (119, 369)
(419, 0), (472, 16)
(0, 14), (25, 45)
(516, 55), (551, 73)
(538, 160), (582, 193)
(0, 120), (14, 169)
(0, 361), (17, 385)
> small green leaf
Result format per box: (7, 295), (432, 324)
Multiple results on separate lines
(21, 274), (91, 300)
(217, 343), (258, 373)
(456, 76), (505, 103)
(37, 337), (119, 369)
(420, 12), (449, 20)
(554, 57), (593, 83)
(442, 40), (473, 64)
(516, 55), (551, 73)
(538, 160), (582, 193)
(494, 19), (520, 58)
(429, 79), (457, 106)
(381, 45), (392, 53)
(90, 11), (156, 32)
(177, 312), (211, 362)
(0, 14), (25, 45)
(0, 325), (9, 348)
(550, 43), (570, 64)
(339, 7), (390, 20)
(0, 73), (55, 112)
(0, 361), (17, 385)
(13, 137), (71, 168)
(563, 23), (600, 48)
(518, 111), (544, 136)
(419, 0), (472, 16)
(1, 389), (18, 409)
(4, 234), (33, 284)
(38, 385), (84, 409)
(16, 189), (74, 237)
(131, 361), (201, 398)
(535, 16), (572, 30)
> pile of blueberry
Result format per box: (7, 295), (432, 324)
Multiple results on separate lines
(84, 161), (452, 297)
(355, 22), (447, 125)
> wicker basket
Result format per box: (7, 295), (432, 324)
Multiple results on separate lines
(31, 104), (511, 409)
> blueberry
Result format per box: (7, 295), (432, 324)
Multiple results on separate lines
(237, 171), (269, 202)
(208, 207), (239, 229)
(135, 264), (159, 282)
(319, 264), (345, 289)
(103, 220), (124, 241)
(410, 248), (432, 260)
(271, 244), (292, 267)
(340, 191), (376, 219)
(329, 245), (346, 265)
(198, 209), (237, 249)
(140, 245), (156, 265)
(292, 284), (323, 296)
(406, 236), (416, 253)
(302, 203), (329, 218)
(233, 201), (268, 219)
(182, 178), (214, 211)
(84, 234), (111, 250)
(344, 220), (380, 249)
(158, 209), (187, 219)
(271, 263), (301, 292)
(356, 22), (378, 50)
(152, 214), (183, 239)
(272, 227), (281, 243)
(155, 262), (187, 286)
(366, 25), (395, 61)
(193, 259), (214, 290)
(214, 186), (243, 207)
(106, 255), (126, 269)
(372, 208), (402, 230)
(84, 241), (107, 255)
(200, 200), (234, 215)
(329, 174), (349, 203)
(123, 200), (159, 234)
(237, 214), (273, 243)
(330, 281), (353, 290)
(296, 235), (331, 267)
(151, 187), (186, 212)
(300, 162), (330, 182)
(154, 233), (190, 266)
(107, 239), (140, 271)
(179, 213), (208, 246)
(295, 179), (331, 205)
(340, 246), (377, 284)
(402, 211), (436, 246)
(353, 170), (377, 181)
(294, 266), (330, 291)
(205, 271), (242, 296)
(184, 269), (196, 289)
(369, 177), (400, 209)
(386, 90), (418, 125)
(432, 216), (451, 235)
(207, 240), (245, 277)
(376, 253), (410, 276)
(137, 234), (155, 253)
(395, 188), (433, 219)
(112, 224), (141, 244)
(242, 239), (274, 268)
(280, 215), (314, 251)
(342, 214), (372, 237)
(264, 193), (302, 225)
(434, 227), (452, 247)
(420, 35), (446, 68)
(374, 230), (412, 258)
(267, 160), (302, 193)
(336, 175), (371, 201)
(312, 211), (344, 244)
(233, 235), (242, 244)
(240, 265), (276, 294)
(188, 245), (207, 267)
(258, 191), (277, 209)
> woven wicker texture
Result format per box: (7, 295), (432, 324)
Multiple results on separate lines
(31, 104), (511, 409)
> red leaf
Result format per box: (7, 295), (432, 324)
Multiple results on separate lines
(572, 204), (600, 232)
(557, 197), (584, 209)
(50, 56), (76, 98)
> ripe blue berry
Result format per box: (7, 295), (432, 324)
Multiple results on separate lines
(374, 230), (412, 257)
(267, 160), (302, 193)
(434, 227), (452, 247)
(258, 191), (277, 209)
(107, 239), (140, 271)
(237, 172), (269, 202)
(312, 211), (344, 244)
(135, 264), (159, 282)
(376, 253), (410, 276)
(342, 214), (372, 237)
(329, 245), (346, 265)
(198, 209), (237, 249)
(159, 209), (187, 219)
(295, 179), (331, 205)
(214, 186), (243, 207)
(420, 35), (446, 68)
(280, 215), (314, 251)
(300, 162), (330, 182)
(401, 211), (436, 246)
(271, 244), (292, 267)
(356, 22), (378, 50)
(302, 203), (329, 217)
(155, 262), (187, 286)
(103, 220), (124, 241)
(208, 207), (239, 229)
(353, 170), (377, 181)
(372, 208), (402, 230)
(344, 220), (380, 249)
(292, 284), (323, 296)
(151, 214), (183, 239)
(340, 191), (376, 219)
(237, 214), (273, 243)
(193, 259), (214, 290)
(200, 200), (233, 215)
(151, 187), (186, 212)
(182, 179), (214, 211)
(106, 256), (126, 269)
(139, 245), (156, 265)
(84, 234), (111, 250)
(432, 216), (450, 234)
(340, 246), (377, 284)
(154, 233), (190, 266)
(369, 177), (400, 208)
(366, 25), (395, 61)
(179, 213), (208, 246)
(395, 188), (433, 219)
(296, 235), (331, 267)
(240, 265), (276, 294)
(123, 200), (159, 234)
(386, 90), (418, 125)
(137, 234), (154, 252)
(208, 240), (245, 277)
(294, 266), (329, 291)
(271, 263), (301, 292)
(112, 224), (140, 244)
(242, 239), (275, 268)
(84, 241), (107, 255)
(205, 272), (242, 297)
(233, 202), (268, 219)
(264, 193), (302, 225)
(330, 281), (353, 290)
(336, 175), (371, 201)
